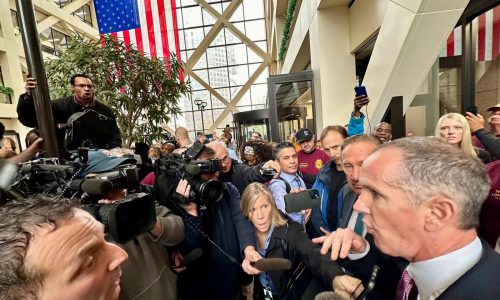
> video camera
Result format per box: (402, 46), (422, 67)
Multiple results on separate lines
(0, 150), (155, 243)
(83, 192), (156, 243)
(154, 142), (224, 207)
(61, 109), (118, 150)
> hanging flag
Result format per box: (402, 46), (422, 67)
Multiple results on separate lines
(95, 0), (182, 63)
(440, 6), (500, 62)
(94, 0), (141, 34)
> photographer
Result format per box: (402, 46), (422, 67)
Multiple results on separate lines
(83, 150), (185, 300)
(98, 189), (185, 300)
(207, 141), (281, 195)
(17, 74), (122, 153)
(164, 146), (260, 299)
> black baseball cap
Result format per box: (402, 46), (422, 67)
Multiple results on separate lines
(296, 128), (314, 143)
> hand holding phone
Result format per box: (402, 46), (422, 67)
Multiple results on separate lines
(354, 85), (368, 97)
(466, 106), (478, 116)
(284, 189), (321, 213)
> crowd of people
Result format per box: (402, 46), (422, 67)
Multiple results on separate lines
(0, 73), (499, 300)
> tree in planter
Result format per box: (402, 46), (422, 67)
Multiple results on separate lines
(45, 35), (190, 148)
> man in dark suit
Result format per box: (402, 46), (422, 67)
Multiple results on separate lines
(351, 137), (500, 299)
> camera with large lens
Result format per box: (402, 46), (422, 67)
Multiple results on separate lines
(0, 151), (156, 244)
(80, 164), (156, 243)
(83, 192), (156, 244)
(154, 142), (224, 207)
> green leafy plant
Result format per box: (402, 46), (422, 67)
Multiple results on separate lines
(45, 35), (190, 148)
(0, 85), (14, 95)
(278, 0), (297, 62)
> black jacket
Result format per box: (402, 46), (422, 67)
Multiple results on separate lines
(173, 182), (256, 300)
(254, 222), (344, 300)
(219, 159), (271, 195)
(17, 94), (122, 152)
(474, 128), (500, 159)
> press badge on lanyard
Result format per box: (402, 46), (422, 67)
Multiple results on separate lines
(263, 286), (273, 300)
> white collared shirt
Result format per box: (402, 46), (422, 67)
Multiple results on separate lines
(407, 237), (482, 300)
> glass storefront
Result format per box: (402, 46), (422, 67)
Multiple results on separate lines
(406, 4), (500, 136)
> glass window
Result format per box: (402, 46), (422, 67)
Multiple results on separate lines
(229, 5), (244, 22)
(176, 0), (266, 135)
(11, 10), (19, 30)
(224, 28), (240, 44)
(209, 67), (229, 88)
(249, 63), (268, 84)
(245, 20), (266, 41)
(226, 43), (247, 66)
(243, 0), (264, 20)
(52, 29), (70, 54)
(193, 52), (208, 70)
(251, 84), (267, 106)
(237, 90), (252, 106)
(202, 8), (216, 26)
(247, 46), (263, 63)
(206, 46), (227, 67)
(213, 88), (231, 105)
(182, 6), (203, 28)
(209, 30), (227, 47)
(228, 65), (249, 86)
(183, 28), (205, 49)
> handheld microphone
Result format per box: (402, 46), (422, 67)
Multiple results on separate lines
(251, 258), (292, 272)
(355, 265), (380, 300)
(182, 248), (204, 268)
(81, 179), (113, 195)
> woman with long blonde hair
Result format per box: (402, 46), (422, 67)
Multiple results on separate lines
(240, 183), (361, 299)
(435, 113), (491, 163)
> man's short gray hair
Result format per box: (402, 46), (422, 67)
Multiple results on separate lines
(341, 134), (381, 152)
(379, 137), (490, 229)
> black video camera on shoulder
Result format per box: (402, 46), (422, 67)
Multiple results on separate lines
(155, 142), (225, 207)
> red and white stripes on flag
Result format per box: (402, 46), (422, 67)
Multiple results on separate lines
(440, 6), (500, 61)
(102, 0), (182, 62)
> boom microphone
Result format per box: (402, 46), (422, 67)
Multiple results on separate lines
(251, 258), (292, 272)
(81, 179), (113, 195)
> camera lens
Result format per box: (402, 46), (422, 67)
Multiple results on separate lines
(192, 179), (224, 204)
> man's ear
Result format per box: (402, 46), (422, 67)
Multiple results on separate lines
(423, 197), (458, 232)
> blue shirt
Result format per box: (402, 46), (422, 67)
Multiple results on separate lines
(256, 225), (277, 294)
(269, 172), (306, 225)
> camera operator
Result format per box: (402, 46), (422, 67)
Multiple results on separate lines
(0, 195), (128, 300)
(98, 188), (185, 300)
(169, 146), (260, 300)
(82, 150), (185, 300)
(207, 141), (281, 195)
(17, 74), (122, 154)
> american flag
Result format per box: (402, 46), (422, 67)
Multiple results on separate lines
(94, 0), (182, 62)
(440, 6), (500, 62)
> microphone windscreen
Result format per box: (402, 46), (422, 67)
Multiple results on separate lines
(252, 258), (292, 272)
(81, 179), (113, 195)
(184, 164), (201, 175)
(182, 248), (203, 267)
